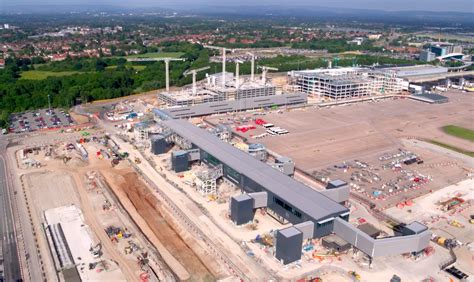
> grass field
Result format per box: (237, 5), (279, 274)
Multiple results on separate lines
(442, 125), (474, 142)
(428, 140), (474, 157)
(20, 70), (82, 80)
(124, 52), (184, 59)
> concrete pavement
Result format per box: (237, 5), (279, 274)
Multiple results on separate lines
(0, 152), (22, 281)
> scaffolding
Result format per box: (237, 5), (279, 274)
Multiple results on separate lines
(195, 164), (223, 196)
(289, 67), (404, 100)
(370, 70), (404, 94)
(166, 133), (192, 150)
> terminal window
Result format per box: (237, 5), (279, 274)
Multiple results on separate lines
(204, 152), (221, 166)
(273, 196), (302, 218)
(225, 166), (241, 183)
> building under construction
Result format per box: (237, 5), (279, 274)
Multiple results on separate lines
(157, 46), (307, 118)
(158, 72), (277, 107)
(288, 67), (405, 99)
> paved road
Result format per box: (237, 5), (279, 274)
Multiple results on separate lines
(0, 151), (22, 281)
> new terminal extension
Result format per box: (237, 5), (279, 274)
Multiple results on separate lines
(152, 115), (432, 265)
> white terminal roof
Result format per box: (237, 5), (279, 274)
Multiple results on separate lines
(163, 119), (348, 221)
(379, 65), (448, 77)
(290, 67), (372, 85)
(290, 67), (369, 76)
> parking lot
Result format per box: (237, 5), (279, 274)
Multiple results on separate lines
(8, 108), (75, 133)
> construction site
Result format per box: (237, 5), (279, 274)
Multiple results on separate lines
(287, 67), (406, 100)
(2, 47), (473, 282)
(5, 126), (247, 281)
(206, 89), (472, 207)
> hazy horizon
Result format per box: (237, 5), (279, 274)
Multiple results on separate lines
(2, 0), (473, 13)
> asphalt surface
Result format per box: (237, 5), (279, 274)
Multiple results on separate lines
(8, 108), (74, 134)
(0, 149), (22, 281)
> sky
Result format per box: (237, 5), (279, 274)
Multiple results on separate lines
(3, 0), (474, 12)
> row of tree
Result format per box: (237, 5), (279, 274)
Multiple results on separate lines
(0, 43), (423, 129)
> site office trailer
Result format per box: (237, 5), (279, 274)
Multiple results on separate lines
(200, 150), (348, 238)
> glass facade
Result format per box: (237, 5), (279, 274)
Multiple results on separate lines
(273, 196), (302, 219)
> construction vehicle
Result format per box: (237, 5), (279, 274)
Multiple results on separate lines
(433, 236), (457, 249)
(348, 271), (361, 281)
(207, 194), (217, 201)
(449, 220), (465, 228)
(89, 243), (102, 258)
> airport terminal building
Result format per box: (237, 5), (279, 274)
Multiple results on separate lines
(161, 119), (350, 238)
(153, 117), (431, 264)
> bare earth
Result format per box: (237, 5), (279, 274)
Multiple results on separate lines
(107, 169), (218, 281)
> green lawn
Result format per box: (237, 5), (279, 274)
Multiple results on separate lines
(441, 125), (474, 142)
(21, 64), (147, 80)
(428, 140), (474, 157)
(125, 52), (184, 59)
(20, 70), (82, 80)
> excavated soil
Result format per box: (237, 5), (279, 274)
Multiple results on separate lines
(119, 171), (216, 281)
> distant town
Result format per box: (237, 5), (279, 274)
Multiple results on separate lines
(0, 6), (473, 282)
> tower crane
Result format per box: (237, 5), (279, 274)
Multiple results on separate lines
(126, 57), (185, 91)
(234, 59), (244, 90)
(246, 52), (256, 81)
(203, 45), (232, 87)
(258, 66), (278, 85)
(183, 66), (210, 95)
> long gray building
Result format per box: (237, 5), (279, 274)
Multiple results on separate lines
(161, 119), (349, 238)
(156, 118), (431, 264)
(155, 92), (307, 119)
